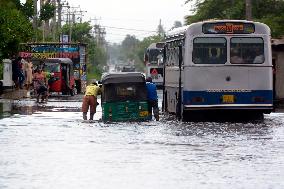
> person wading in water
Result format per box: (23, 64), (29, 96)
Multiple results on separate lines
(81, 80), (101, 120)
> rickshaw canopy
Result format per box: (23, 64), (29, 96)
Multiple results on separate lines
(44, 58), (73, 65)
(101, 72), (146, 84)
(101, 72), (147, 102)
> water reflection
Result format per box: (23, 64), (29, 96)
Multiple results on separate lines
(0, 99), (82, 119)
(0, 102), (12, 118)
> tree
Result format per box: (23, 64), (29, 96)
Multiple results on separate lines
(21, 0), (34, 19)
(185, 0), (284, 38)
(121, 35), (139, 50)
(61, 22), (92, 43)
(172, 21), (183, 29)
(0, 1), (33, 59)
(120, 35), (140, 65)
(39, 3), (55, 21)
(87, 38), (107, 80)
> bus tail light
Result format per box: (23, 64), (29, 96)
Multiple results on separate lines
(252, 96), (265, 103)
(191, 97), (204, 103)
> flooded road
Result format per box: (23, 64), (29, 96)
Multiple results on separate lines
(1, 94), (284, 189)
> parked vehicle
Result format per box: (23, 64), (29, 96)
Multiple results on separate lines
(163, 20), (273, 121)
(101, 72), (150, 122)
(144, 42), (165, 88)
(44, 58), (75, 96)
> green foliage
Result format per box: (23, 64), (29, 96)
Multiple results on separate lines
(0, 2), (33, 59)
(172, 21), (183, 29)
(185, 0), (284, 38)
(87, 38), (107, 80)
(259, 14), (284, 38)
(121, 35), (140, 60)
(61, 22), (92, 43)
(108, 34), (164, 72)
(137, 35), (164, 63)
(21, 0), (34, 19)
(39, 3), (55, 21)
(0, 0), (19, 9)
(186, 0), (245, 23)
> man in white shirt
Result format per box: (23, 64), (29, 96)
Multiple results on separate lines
(253, 49), (264, 63)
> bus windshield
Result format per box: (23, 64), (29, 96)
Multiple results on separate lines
(44, 63), (60, 73)
(103, 83), (147, 102)
(230, 37), (264, 64)
(193, 37), (227, 64)
(148, 49), (163, 64)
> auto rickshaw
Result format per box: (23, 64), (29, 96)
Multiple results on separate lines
(43, 58), (75, 96)
(101, 72), (150, 122)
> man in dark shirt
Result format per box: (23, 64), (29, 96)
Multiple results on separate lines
(146, 77), (159, 121)
(12, 56), (20, 89)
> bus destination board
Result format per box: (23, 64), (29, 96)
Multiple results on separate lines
(202, 22), (255, 34)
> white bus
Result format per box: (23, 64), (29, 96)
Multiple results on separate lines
(163, 20), (273, 120)
(144, 42), (165, 87)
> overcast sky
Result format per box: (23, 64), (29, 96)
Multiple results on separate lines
(66, 0), (194, 43)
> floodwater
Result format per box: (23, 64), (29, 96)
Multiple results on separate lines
(0, 94), (284, 189)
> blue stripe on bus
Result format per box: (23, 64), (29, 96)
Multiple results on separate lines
(183, 90), (273, 105)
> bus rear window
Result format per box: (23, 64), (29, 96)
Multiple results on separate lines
(230, 37), (264, 64)
(193, 37), (227, 64)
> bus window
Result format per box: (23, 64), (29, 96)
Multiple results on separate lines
(193, 37), (227, 64)
(148, 49), (163, 63)
(230, 37), (264, 64)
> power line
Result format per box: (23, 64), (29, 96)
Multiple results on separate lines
(106, 30), (156, 35)
(102, 26), (156, 32)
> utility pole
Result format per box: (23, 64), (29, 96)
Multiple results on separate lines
(68, 6), (71, 42)
(77, 10), (87, 23)
(58, 1), (70, 42)
(59, 2), (86, 42)
(246, 0), (252, 20)
(52, 0), (56, 41)
(33, 0), (38, 41)
(40, 0), (45, 42)
(94, 24), (100, 44)
(93, 24), (105, 45)
(71, 9), (87, 23)
(68, 6), (80, 42)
